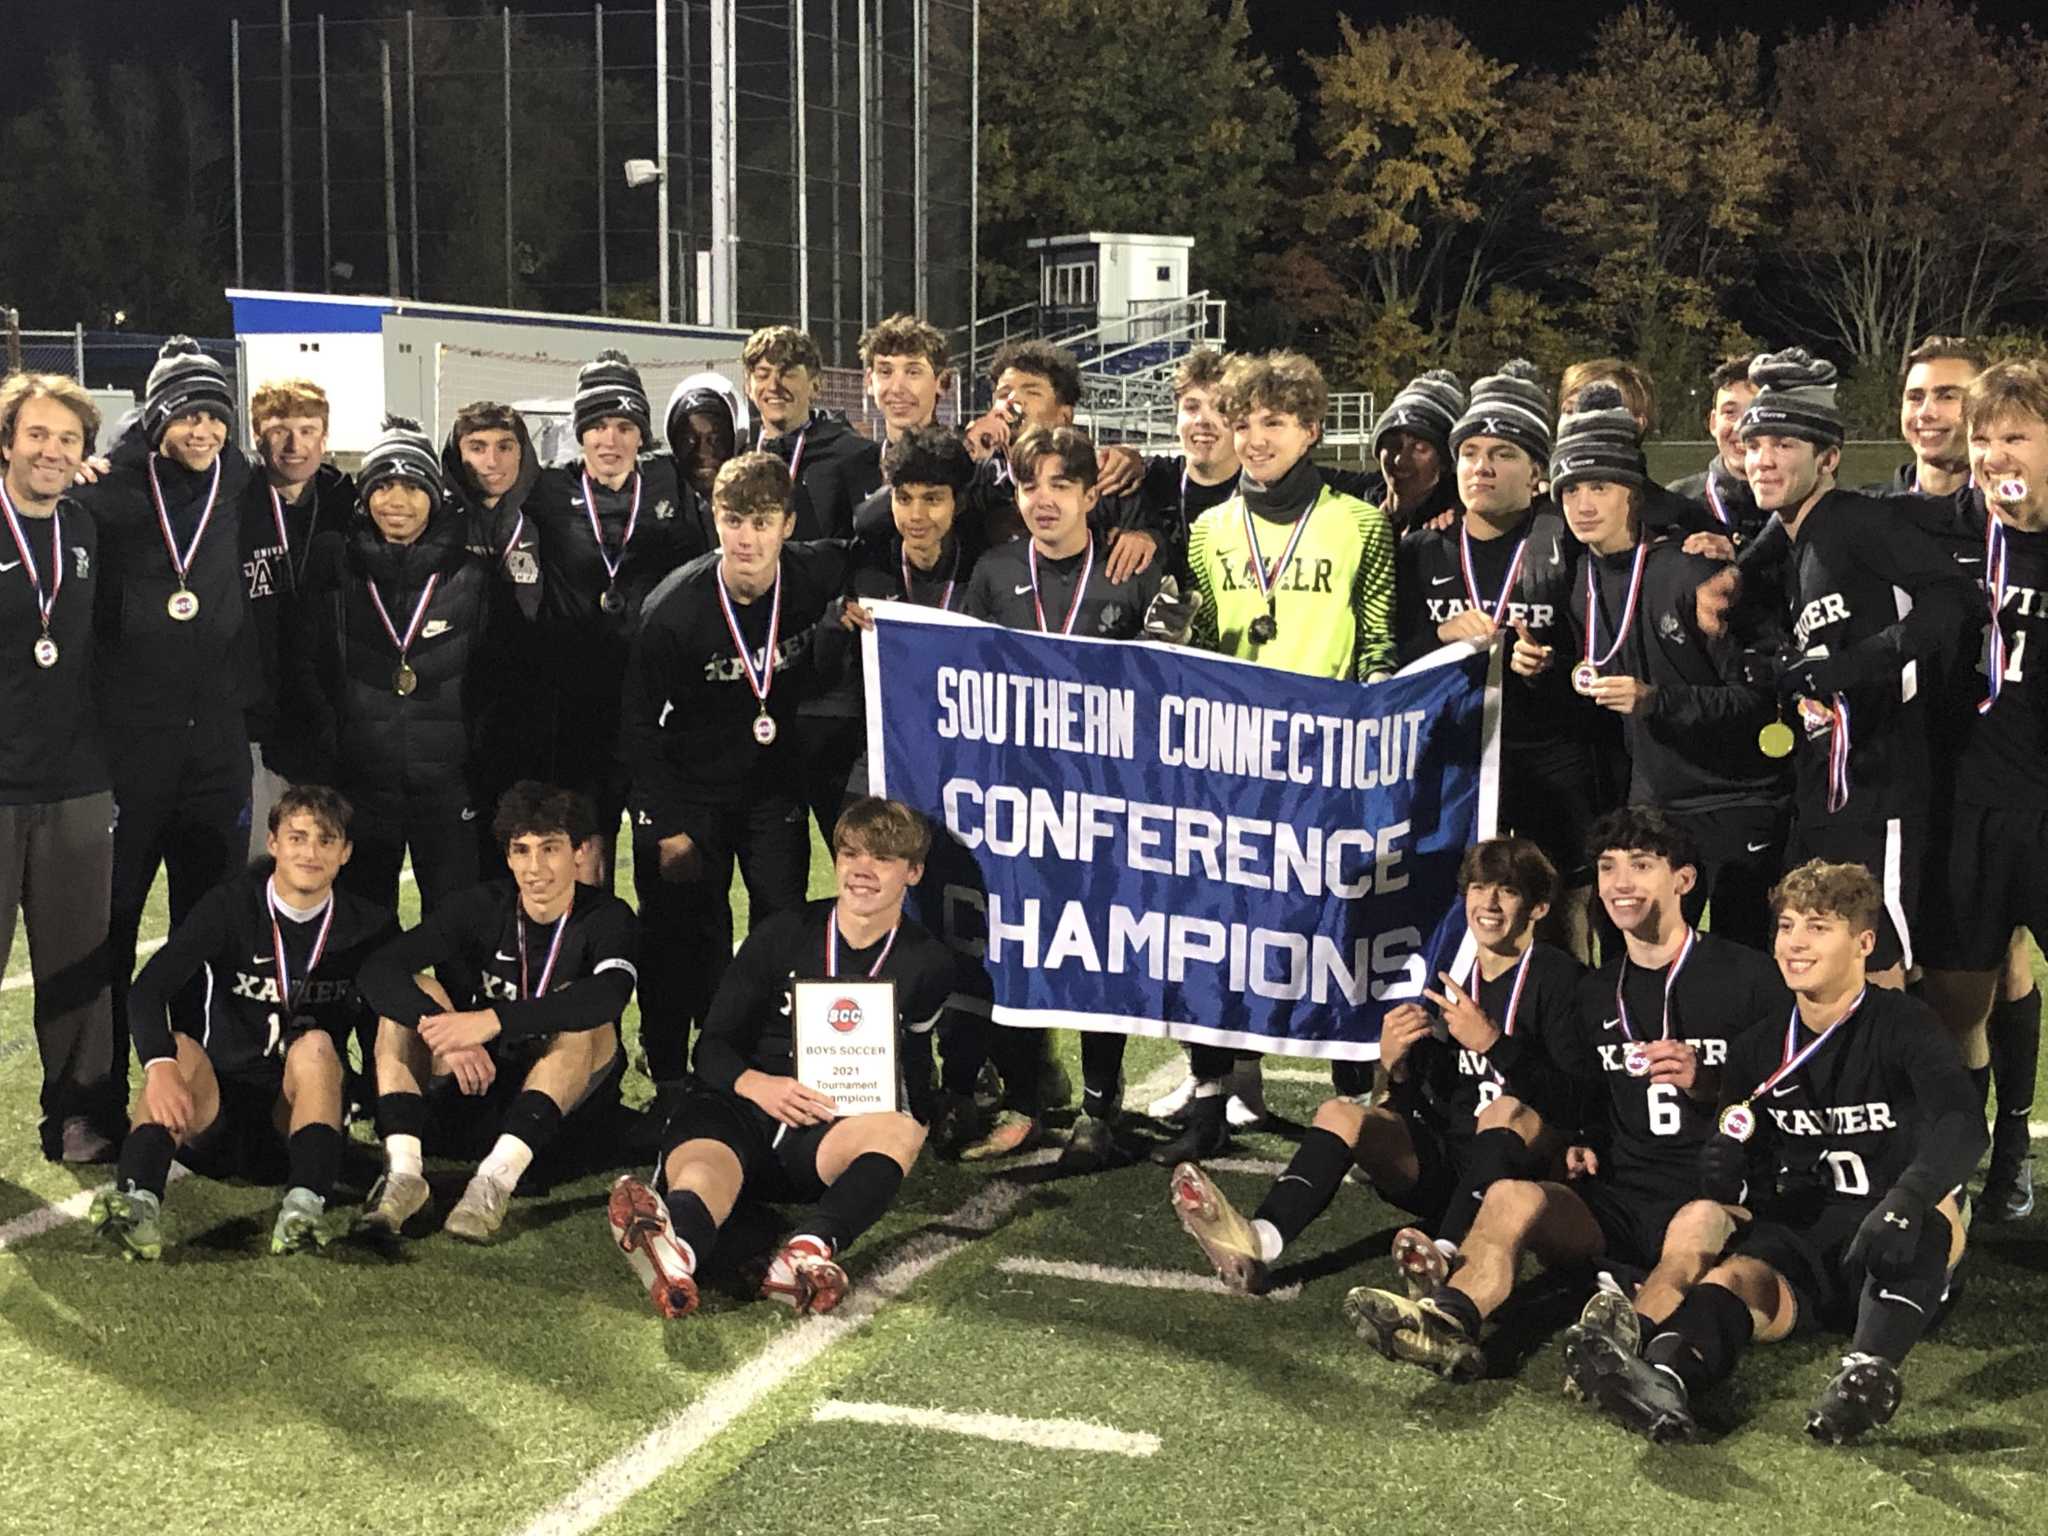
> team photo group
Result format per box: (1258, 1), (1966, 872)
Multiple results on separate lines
(2, 289), (2042, 1454)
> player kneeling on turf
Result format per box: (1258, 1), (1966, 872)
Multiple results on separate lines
(609, 796), (964, 1319)
(92, 787), (396, 1259)
(356, 782), (638, 1241)
(1170, 837), (1581, 1296)
(1564, 860), (1981, 1445)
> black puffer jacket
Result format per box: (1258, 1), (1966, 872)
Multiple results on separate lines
(288, 507), (494, 832)
(239, 460), (356, 773)
(758, 410), (884, 540)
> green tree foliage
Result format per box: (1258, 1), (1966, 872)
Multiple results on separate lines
(976, 0), (1295, 313)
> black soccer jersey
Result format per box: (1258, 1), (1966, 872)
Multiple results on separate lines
(129, 868), (395, 1076)
(960, 534), (1162, 639)
(692, 899), (960, 1099)
(1392, 942), (1584, 1138)
(1941, 518), (2048, 810)
(356, 879), (640, 1043)
(0, 493), (105, 804)
(1554, 932), (1786, 1197)
(1719, 985), (1983, 1211)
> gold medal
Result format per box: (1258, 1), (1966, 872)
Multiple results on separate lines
(393, 662), (418, 697)
(752, 710), (778, 745)
(167, 588), (200, 622)
(1718, 1102), (1756, 1143)
(32, 635), (58, 668)
(1572, 661), (1600, 696)
(1757, 720), (1795, 758)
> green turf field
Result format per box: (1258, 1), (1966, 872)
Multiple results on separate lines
(2, 841), (2044, 1536)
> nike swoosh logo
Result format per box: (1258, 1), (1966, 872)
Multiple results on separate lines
(252, 953), (272, 965)
(1875, 1289), (1926, 1313)
(1956, 557), (1983, 565)
(1770, 1083), (1799, 1097)
(1014, 584), (1034, 595)
(1549, 546), (1563, 567)
(1431, 574), (1457, 586)
(421, 620), (452, 638)
(494, 950), (516, 963)
(1601, 1017), (1621, 1031)
(0, 560), (18, 573)
(1746, 841), (1771, 853)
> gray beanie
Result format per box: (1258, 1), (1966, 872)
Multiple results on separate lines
(1448, 359), (1553, 464)
(1738, 348), (1844, 447)
(1549, 383), (1647, 492)
(358, 415), (445, 511)
(573, 349), (653, 441)
(144, 336), (235, 447)
(1372, 369), (1466, 460)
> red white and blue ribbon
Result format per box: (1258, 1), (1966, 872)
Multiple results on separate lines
(1459, 523), (1528, 619)
(500, 512), (528, 571)
(1029, 539), (1093, 635)
(716, 562), (784, 707)
(582, 468), (643, 587)
(1581, 539), (1649, 676)
(902, 543), (959, 611)
(266, 881), (335, 1015)
(517, 904), (570, 998)
(1464, 947), (1533, 1085)
(1615, 926), (1696, 1043)
(1826, 694), (1852, 813)
(1980, 510), (2009, 716)
(146, 453), (224, 590)
(0, 480), (61, 634)
(366, 574), (441, 661)
(1239, 498), (1314, 612)
(1705, 472), (1732, 529)
(826, 915), (901, 977)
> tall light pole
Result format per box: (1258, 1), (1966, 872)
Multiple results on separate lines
(655, 0), (671, 324)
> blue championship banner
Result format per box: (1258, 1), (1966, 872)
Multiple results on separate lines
(861, 604), (1501, 1060)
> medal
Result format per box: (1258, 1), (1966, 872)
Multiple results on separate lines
(583, 467), (643, 601)
(516, 901), (571, 999)
(147, 452), (223, 620)
(0, 480), (64, 665)
(1457, 521), (1529, 623)
(1717, 1103), (1756, 1142)
(1028, 538), (1094, 635)
(717, 560), (784, 740)
(1624, 1043), (1651, 1078)
(365, 571), (441, 701)
(1758, 719), (1795, 758)
(1577, 539), (1649, 696)
(1237, 494), (1314, 645)
(1722, 989), (1870, 1145)
(267, 879), (336, 1022)
(1615, 925), (1696, 1045)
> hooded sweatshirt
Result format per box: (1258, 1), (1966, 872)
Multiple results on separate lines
(756, 408), (884, 540)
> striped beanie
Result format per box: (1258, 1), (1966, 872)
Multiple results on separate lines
(144, 336), (235, 447)
(1371, 369), (1466, 460)
(358, 415), (445, 510)
(573, 349), (653, 441)
(1448, 359), (1553, 464)
(1739, 348), (1844, 447)
(1550, 383), (1647, 492)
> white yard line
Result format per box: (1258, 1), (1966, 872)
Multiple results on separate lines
(1206, 1156), (1288, 1177)
(0, 1166), (188, 1254)
(811, 1400), (1159, 1458)
(995, 1255), (1299, 1303)
(1262, 1067), (1335, 1085)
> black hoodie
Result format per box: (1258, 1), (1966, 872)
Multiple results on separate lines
(239, 460), (355, 773)
(440, 411), (544, 613)
(759, 409), (884, 540)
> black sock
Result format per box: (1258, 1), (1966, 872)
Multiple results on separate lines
(1437, 1127), (1533, 1247)
(1990, 987), (2041, 1120)
(375, 1089), (430, 1141)
(661, 1188), (718, 1269)
(806, 1151), (905, 1254)
(1079, 1031), (1125, 1119)
(286, 1123), (345, 1199)
(1969, 1064), (1992, 1112)
(1643, 1282), (1753, 1397)
(991, 1026), (1043, 1115)
(501, 1090), (567, 1156)
(1330, 1059), (1372, 1097)
(1426, 1283), (1483, 1339)
(1851, 1209), (1951, 1364)
(117, 1123), (177, 1201)
(1252, 1127), (1354, 1246)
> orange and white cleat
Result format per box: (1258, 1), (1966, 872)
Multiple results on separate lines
(761, 1235), (849, 1314)
(607, 1175), (699, 1320)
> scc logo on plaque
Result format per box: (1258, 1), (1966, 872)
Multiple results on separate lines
(827, 997), (863, 1033)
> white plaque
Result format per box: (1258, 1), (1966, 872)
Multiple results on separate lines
(792, 980), (900, 1115)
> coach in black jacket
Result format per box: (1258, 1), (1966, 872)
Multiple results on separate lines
(291, 418), (493, 916)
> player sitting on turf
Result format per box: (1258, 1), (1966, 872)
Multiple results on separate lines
(355, 781), (638, 1242)
(1343, 809), (1785, 1380)
(91, 786), (396, 1259)
(607, 796), (968, 1319)
(1562, 860), (1982, 1445)
(1169, 837), (1581, 1295)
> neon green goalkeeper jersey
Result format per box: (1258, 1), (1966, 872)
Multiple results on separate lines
(1186, 485), (1396, 681)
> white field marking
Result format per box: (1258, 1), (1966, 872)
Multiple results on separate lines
(0, 1166), (189, 1254)
(1263, 1067), (1336, 1085)
(2034, 1120), (2048, 1140)
(994, 1255), (1300, 1303)
(517, 1175), (1032, 1536)
(811, 1400), (1160, 1458)
(1205, 1157), (1287, 1178)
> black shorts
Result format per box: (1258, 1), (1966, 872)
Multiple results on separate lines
(1667, 799), (1790, 943)
(659, 1088), (835, 1205)
(178, 1069), (290, 1184)
(1733, 1189), (1955, 1335)
(1571, 1175), (1691, 1270)
(1918, 803), (2048, 972)
(1377, 1109), (1465, 1222)
(1783, 814), (1922, 972)
(424, 1040), (624, 1157)
(1503, 740), (1601, 887)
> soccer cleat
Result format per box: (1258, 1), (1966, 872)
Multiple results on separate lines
(958, 1109), (1042, 1162)
(1223, 1058), (1267, 1128)
(443, 1170), (513, 1243)
(58, 1116), (117, 1165)
(89, 1185), (164, 1263)
(1981, 1148), (2035, 1223)
(1057, 1114), (1122, 1174)
(1567, 1331), (1697, 1442)
(1147, 1071), (1198, 1121)
(1391, 1227), (1450, 1299)
(1342, 1287), (1484, 1381)
(761, 1236), (849, 1315)
(1169, 1161), (1268, 1295)
(607, 1176), (699, 1320)
(1806, 1352), (1903, 1444)
(1149, 1094), (1229, 1166)
(359, 1171), (432, 1237)
(270, 1186), (335, 1255)
(1562, 1272), (1643, 1401)
(930, 1095), (979, 1160)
